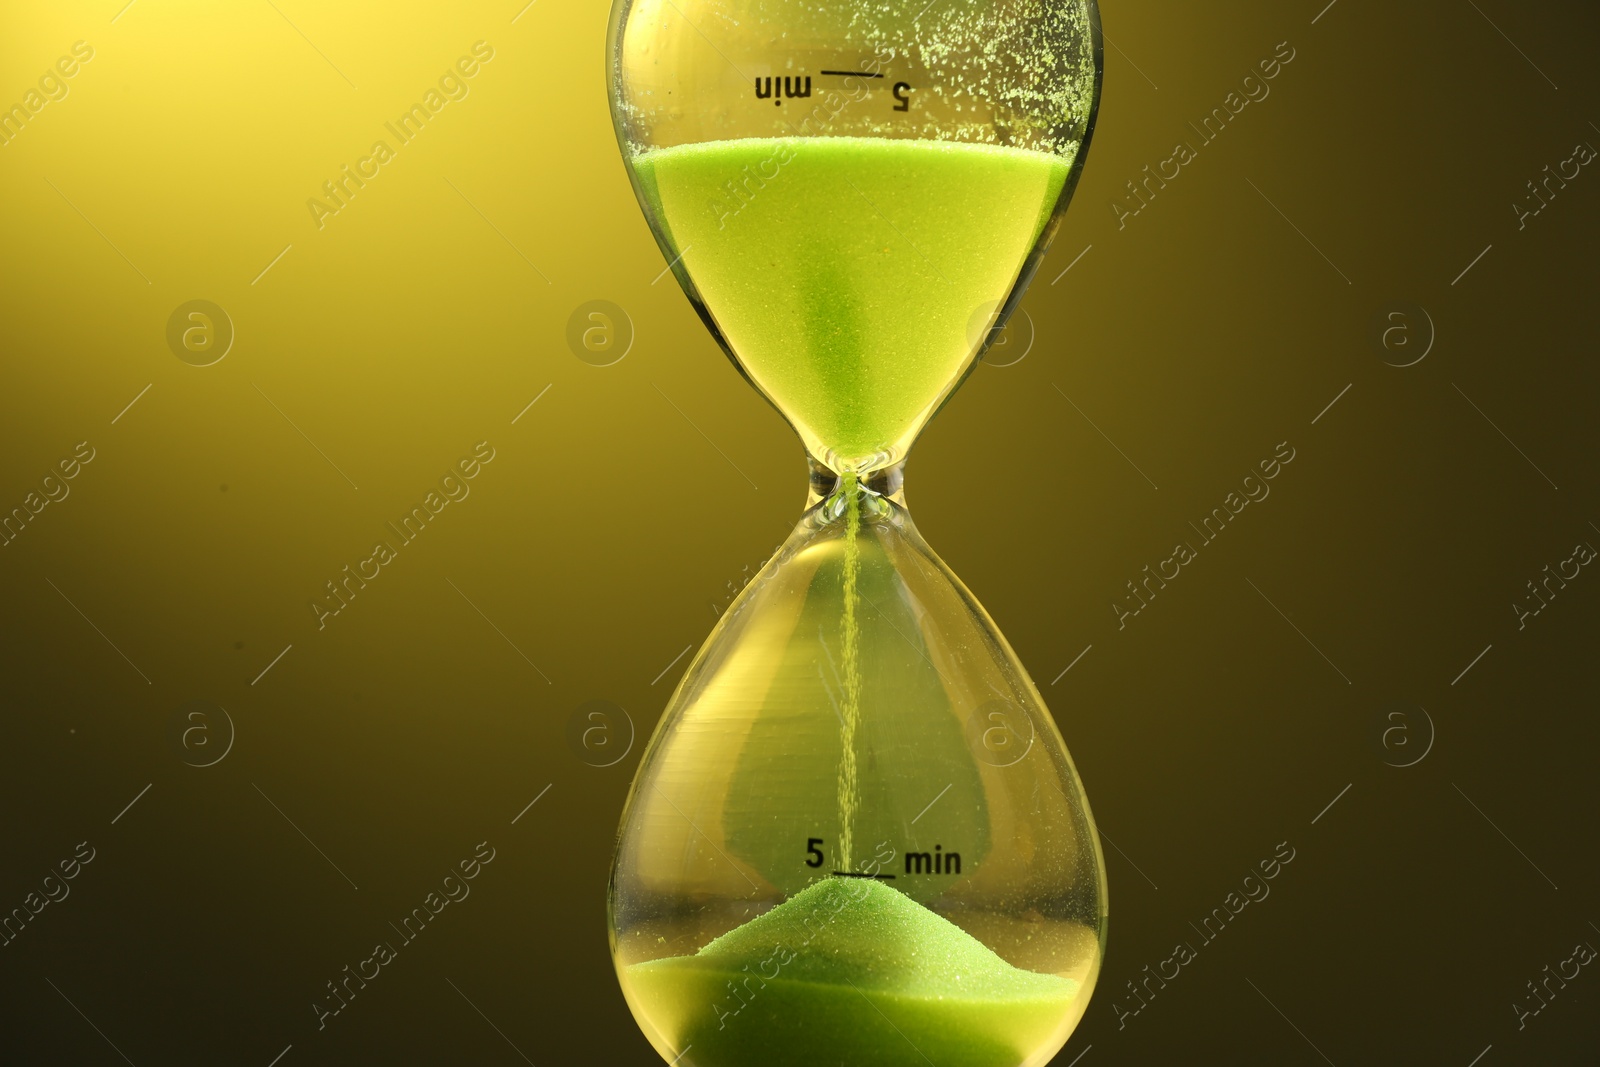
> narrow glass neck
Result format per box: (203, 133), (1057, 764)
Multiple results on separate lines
(806, 456), (907, 511)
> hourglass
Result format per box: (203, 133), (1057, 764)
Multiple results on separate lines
(606, 0), (1104, 1064)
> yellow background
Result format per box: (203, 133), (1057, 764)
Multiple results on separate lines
(1, 0), (1597, 1063)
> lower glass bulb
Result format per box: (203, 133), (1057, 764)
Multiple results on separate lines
(609, 480), (1106, 1067)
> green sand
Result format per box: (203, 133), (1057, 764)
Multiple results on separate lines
(835, 472), (863, 870)
(628, 137), (1078, 1065)
(633, 137), (1071, 467)
(625, 879), (1076, 1067)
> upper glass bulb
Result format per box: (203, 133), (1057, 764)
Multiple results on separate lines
(609, 0), (1102, 475)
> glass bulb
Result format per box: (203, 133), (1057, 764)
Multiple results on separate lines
(610, 478), (1105, 1067)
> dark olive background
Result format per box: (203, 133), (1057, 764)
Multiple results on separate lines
(1, 0), (1596, 1063)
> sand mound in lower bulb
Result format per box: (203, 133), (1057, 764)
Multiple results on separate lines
(626, 878), (1077, 1067)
